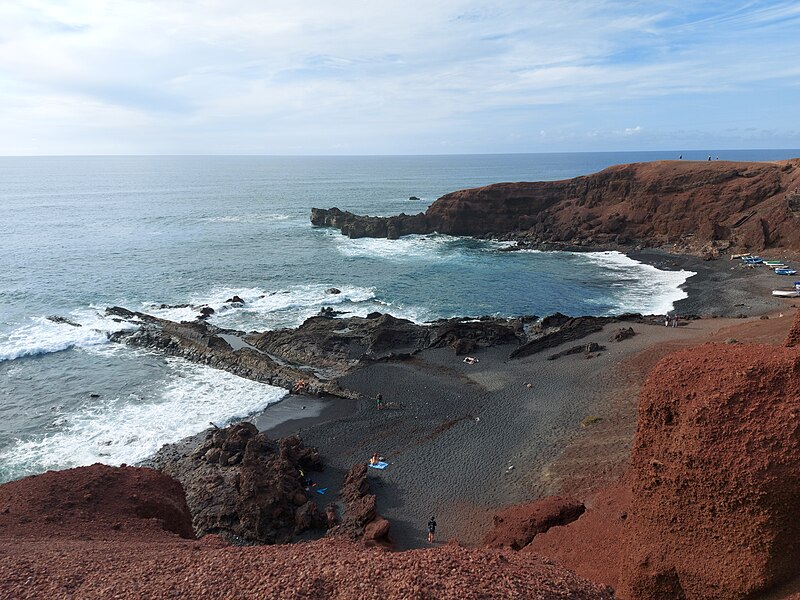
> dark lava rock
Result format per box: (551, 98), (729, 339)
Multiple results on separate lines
(46, 316), (82, 327)
(150, 422), (324, 544)
(225, 296), (245, 304)
(327, 463), (389, 544)
(612, 327), (636, 342)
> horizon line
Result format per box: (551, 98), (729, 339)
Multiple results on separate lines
(1, 147), (799, 159)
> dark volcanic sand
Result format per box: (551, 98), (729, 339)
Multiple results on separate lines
(144, 252), (799, 550)
(630, 248), (792, 317)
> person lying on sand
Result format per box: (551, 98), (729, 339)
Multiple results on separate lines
(370, 452), (380, 466)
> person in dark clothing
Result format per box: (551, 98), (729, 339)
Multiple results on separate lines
(427, 517), (437, 543)
(376, 393), (384, 410)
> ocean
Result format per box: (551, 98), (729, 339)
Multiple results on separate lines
(1, 150), (797, 481)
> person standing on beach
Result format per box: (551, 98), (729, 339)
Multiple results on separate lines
(427, 517), (437, 543)
(376, 393), (383, 410)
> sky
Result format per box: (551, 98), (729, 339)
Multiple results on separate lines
(0, 1), (799, 155)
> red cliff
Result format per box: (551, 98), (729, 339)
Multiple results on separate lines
(313, 159), (800, 254)
(527, 313), (800, 599)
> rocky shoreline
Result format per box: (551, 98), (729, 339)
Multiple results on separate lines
(312, 159), (800, 259)
(107, 304), (673, 401)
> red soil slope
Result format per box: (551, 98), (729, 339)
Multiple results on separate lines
(0, 465), (615, 599)
(0, 463), (194, 539)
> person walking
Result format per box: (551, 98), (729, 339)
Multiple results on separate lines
(376, 393), (384, 410)
(427, 517), (437, 543)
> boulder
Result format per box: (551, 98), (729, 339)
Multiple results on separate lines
(152, 422), (324, 544)
(483, 496), (585, 550)
(327, 463), (390, 544)
(612, 327), (636, 342)
(618, 336), (800, 599)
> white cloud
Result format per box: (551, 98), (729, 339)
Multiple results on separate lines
(0, 1), (798, 153)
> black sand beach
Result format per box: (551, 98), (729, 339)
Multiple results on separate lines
(144, 250), (799, 549)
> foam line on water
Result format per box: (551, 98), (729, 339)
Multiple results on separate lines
(333, 232), (490, 262)
(0, 358), (286, 481)
(0, 311), (138, 363)
(579, 251), (696, 315)
(146, 284), (433, 330)
(197, 213), (293, 223)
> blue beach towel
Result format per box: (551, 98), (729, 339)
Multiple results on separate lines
(368, 462), (389, 470)
(316, 487), (328, 495)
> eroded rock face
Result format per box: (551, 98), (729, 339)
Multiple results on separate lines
(152, 422), (325, 544)
(327, 463), (390, 544)
(313, 159), (800, 254)
(483, 496), (585, 550)
(310, 207), (431, 239)
(619, 340), (800, 599)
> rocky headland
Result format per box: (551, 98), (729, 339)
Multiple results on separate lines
(312, 159), (800, 257)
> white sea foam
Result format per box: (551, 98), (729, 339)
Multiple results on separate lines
(144, 283), (432, 330)
(0, 358), (286, 479)
(0, 311), (138, 363)
(334, 233), (462, 261)
(579, 251), (696, 315)
(198, 213), (293, 224)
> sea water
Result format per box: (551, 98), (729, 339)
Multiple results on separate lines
(1, 150), (797, 480)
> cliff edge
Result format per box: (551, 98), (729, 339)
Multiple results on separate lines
(312, 159), (800, 255)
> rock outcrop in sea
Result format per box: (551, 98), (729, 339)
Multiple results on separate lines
(107, 305), (660, 398)
(313, 159), (800, 255)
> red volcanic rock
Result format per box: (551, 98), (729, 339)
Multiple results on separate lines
(617, 340), (800, 599)
(483, 496), (585, 550)
(0, 464), (193, 540)
(785, 313), (800, 347)
(0, 537), (616, 599)
(430, 160), (800, 252)
(315, 159), (800, 254)
(527, 484), (632, 591)
(0, 466), (615, 599)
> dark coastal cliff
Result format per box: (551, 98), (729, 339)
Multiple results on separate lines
(312, 159), (800, 255)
